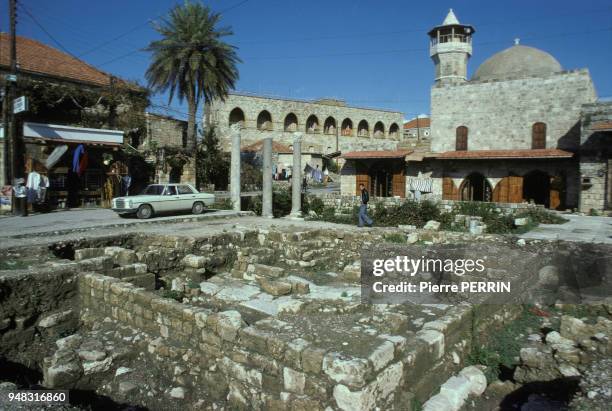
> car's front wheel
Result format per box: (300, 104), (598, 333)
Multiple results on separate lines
(136, 204), (153, 219)
(192, 201), (205, 215)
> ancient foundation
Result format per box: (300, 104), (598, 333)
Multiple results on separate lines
(0, 228), (609, 410)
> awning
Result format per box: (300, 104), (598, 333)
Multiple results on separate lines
(433, 148), (574, 160)
(23, 122), (124, 146)
(342, 150), (413, 160)
(323, 151), (341, 159)
(591, 121), (612, 131)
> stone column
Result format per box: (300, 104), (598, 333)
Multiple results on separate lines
(262, 137), (273, 218)
(230, 124), (241, 212)
(290, 132), (303, 218)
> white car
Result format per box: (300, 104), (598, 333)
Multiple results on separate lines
(112, 184), (215, 219)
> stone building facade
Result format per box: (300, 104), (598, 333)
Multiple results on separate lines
(143, 113), (196, 186)
(579, 102), (612, 212)
(405, 9), (601, 210)
(205, 92), (403, 157)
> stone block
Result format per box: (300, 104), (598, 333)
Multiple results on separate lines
(209, 310), (244, 342)
(283, 367), (306, 394)
(74, 248), (104, 261)
(259, 278), (292, 296)
(123, 273), (156, 290)
(182, 254), (208, 269)
(322, 353), (370, 388)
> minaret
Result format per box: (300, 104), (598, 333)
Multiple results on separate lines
(428, 9), (475, 86)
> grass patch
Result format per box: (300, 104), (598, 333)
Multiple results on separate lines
(467, 305), (540, 382)
(161, 290), (184, 301)
(384, 233), (407, 243)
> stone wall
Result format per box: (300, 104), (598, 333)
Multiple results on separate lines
(146, 113), (187, 149)
(0, 265), (80, 366)
(430, 70), (597, 152)
(405, 158), (580, 209)
(314, 193), (538, 215)
(579, 102), (612, 212)
(206, 93), (403, 155)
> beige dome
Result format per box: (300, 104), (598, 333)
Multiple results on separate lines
(472, 44), (562, 81)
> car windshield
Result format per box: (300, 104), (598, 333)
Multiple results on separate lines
(142, 185), (165, 195)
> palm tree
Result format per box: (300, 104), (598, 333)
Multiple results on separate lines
(146, 1), (240, 152)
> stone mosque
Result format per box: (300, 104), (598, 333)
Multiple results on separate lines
(206, 9), (612, 212)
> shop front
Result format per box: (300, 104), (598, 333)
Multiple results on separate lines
(22, 122), (130, 210)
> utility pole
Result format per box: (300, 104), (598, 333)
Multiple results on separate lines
(6, 0), (19, 183)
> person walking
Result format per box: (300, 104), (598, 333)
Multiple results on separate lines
(358, 183), (373, 227)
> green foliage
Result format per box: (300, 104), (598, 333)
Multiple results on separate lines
(213, 197), (233, 210)
(468, 306), (541, 382)
(196, 126), (229, 190)
(384, 233), (406, 243)
(588, 208), (599, 216)
(145, 1), (240, 150)
(241, 161), (263, 190)
(516, 208), (569, 224)
(241, 188), (293, 218)
(305, 196), (325, 215)
(187, 280), (200, 289)
(161, 289), (184, 301)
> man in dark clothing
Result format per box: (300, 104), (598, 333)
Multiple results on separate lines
(358, 183), (373, 227)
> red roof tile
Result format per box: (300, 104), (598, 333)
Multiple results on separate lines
(434, 149), (574, 160)
(0, 34), (137, 89)
(242, 139), (293, 153)
(342, 150), (413, 159)
(403, 117), (430, 129)
(591, 121), (612, 131)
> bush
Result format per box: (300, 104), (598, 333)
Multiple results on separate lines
(384, 233), (406, 243)
(242, 188), (293, 218)
(307, 196), (325, 215)
(516, 208), (568, 224)
(213, 197), (232, 210)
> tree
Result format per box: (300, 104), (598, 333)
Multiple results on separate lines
(145, 1), (240, 152)
(197, 126), (229, 190)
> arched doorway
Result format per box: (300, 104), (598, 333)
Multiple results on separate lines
(257, 110), (272, 131)
(523, 170), (550, 207)
(460, 173), (492, 202)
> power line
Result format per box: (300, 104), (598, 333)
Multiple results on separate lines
(19, 3), (76, 58)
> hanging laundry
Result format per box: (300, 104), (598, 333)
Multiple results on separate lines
(72, 144), (85, 173)
(78, 151), (89, 177)
(26, 171), (41, 204)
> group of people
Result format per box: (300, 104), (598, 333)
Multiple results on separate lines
(272, 164), (291, 181)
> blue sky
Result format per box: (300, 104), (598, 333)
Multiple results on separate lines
(3, 0), (612, 123)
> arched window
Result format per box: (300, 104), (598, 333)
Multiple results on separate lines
(229, 107), (245, 127)
(456, 126), (468, 151)
(373, 121), (385, 138)
(257, 110), (272, 131)
(284, 113), (298, 132)
(306, 115), (319, 133)
(341, 118), (353, 136)
(532, 122), (546, 149)
(324, 117), (337, 135)
(389, 123), (400, 138)
(358, 120), (369, 137)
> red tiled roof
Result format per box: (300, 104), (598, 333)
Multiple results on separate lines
(0, 34), (138, 89)
(242, 139), (293, 153)
(403, 117), (430, 129)
(434, 149), (574, 160)
(591, 121), (612, 131)
(342, 150), (413, 159)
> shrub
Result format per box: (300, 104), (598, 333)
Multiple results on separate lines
(307, 196), (325, 215)
(161, 290), (184, 301)
(384, 233), (406, 243)
(516, 208), (568, 224)
(213, 197), (232, 210)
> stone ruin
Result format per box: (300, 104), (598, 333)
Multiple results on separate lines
(0, 227), (610, 410)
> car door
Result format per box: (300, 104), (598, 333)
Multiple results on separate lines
(162, 185), (181, 212)
(177, 185), (197, 209)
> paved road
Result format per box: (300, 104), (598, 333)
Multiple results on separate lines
(0, 208), (245, 238)
(520, 214), (612, 244)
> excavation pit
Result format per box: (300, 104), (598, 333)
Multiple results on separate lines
(1, 227), (610, 410)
